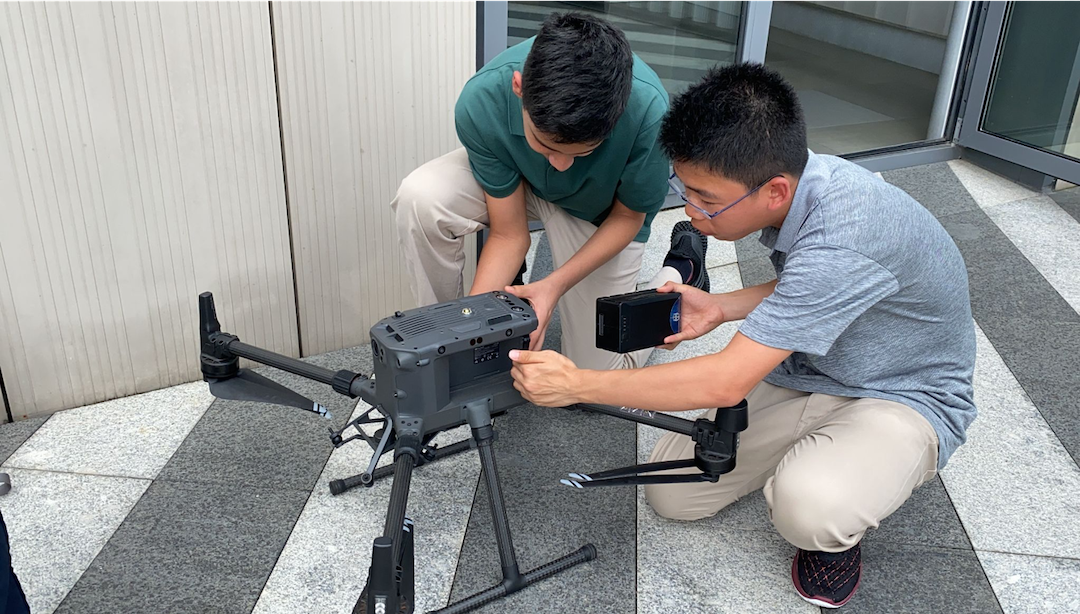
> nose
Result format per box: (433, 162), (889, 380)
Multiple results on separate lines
(548, 154), (573, 172)
(684, 202), (706, 220)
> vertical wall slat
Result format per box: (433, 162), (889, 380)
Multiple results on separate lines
(0, 1), (297, 418)
(272, 1), (476, 356)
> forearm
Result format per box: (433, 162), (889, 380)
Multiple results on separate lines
(715, 279), (778, 321)
(575, 352), (742, 411)
(469, 184), (530, 295)
(470, 231), (531, 294)
(545, 205), (644, 294)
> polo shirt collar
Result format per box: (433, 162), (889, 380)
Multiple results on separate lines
(772, 150), (826, 254)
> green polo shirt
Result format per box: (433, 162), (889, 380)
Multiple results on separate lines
(454, 38), (670, 243)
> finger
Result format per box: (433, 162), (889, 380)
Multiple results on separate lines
(659, 342), (680, 350)
(663, 332), (691, 345)
(656, 281), (682, 293)
(509, 349), (539, 363)
(534, 329), (547, 351)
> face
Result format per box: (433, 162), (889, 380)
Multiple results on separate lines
(673, 161), (793, 242)
(513, 71), (601, 172)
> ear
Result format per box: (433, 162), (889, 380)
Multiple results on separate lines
(512, 71), (523, 98)
(765, 176), (792, 211)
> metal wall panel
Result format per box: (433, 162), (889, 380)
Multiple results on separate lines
(0, 2), (297, 418)
(272, 1), (476, 355)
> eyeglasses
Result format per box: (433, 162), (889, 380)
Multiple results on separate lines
(668, 172), (781, 219)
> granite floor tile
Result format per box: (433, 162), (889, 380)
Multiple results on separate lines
(984, 195), (1080, 312)
(977, 551), (1080, 614)
(1049, 186), (1080, 225)
(637, 520), (817, 614)
(3, 382), (213, 479)
(883, 163), (981, 218)
(0, 468), (149, 614)
(841, 542), (1002, 614)
(156, 360), (361, 492)
(938, 210), (1079, 324)
(54, 479), (310, 614)
(939, 326), (1080, 560)
(861, 477), (971, 550)
(448, 403), (637, 614)
(948, 159), (1038, 210)
(0, 415), (49, 464)
(973, 315), (1080, 466)
(251, 402), (479, 614)
(733, 232), (775, 288)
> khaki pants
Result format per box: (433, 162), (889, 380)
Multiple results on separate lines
(644, 381), (939, 552)
(391, 148), (679, 371)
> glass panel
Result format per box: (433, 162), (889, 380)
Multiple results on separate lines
(765, 1), (964, 155)
(981, 2), (1080, 163)
(507, 1), (742, 98)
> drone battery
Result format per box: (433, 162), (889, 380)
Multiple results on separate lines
(596, 289), (681, 354)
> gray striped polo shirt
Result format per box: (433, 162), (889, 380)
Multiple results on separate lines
(740, 152), (976, 469)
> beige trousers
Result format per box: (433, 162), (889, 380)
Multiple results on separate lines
(391, 148), (679, 371)
(644, 381), (939, 552)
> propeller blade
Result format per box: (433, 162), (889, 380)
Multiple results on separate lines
(209, 369), (332, 419)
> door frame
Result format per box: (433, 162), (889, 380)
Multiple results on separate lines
(956, 1), (1080, 184)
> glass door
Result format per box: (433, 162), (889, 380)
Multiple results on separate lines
(958, 1), (1080, 184)
(505, 1), (743, 98)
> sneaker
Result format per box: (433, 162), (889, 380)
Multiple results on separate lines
(791, 544), (862, 608)
(664, 221), (710, 292)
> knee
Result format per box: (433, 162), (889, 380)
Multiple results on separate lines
(769, 467), (864, 550)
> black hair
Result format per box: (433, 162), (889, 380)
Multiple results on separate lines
(659, 63), (808, 187)
(521, 12), (633, 144)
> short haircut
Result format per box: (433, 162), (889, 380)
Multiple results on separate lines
(521, 12), (633, 144)
(659, 63), (809, 187)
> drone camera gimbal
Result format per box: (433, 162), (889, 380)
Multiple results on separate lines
(198, 290), (747, 614)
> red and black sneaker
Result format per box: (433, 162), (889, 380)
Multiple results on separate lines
(791, 544), (862, 608)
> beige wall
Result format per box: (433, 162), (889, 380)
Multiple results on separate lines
(0, 2), (297, 418)
(273, 1), (475, 356)
(0, 1), (476, 418)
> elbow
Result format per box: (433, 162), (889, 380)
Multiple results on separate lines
(709, 383), (745, 410)
(488, 227), (531, 254)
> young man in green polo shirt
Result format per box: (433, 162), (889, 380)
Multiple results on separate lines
(392, 12), (709, 371)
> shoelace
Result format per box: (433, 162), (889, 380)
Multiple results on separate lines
(801, 545), (861, 594)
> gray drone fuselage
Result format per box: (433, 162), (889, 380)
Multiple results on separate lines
(367, 292), (538, 441)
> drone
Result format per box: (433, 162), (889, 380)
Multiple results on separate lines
(198, 290), (747, 614)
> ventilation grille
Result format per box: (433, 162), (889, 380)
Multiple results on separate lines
(394, 305), (470, 337)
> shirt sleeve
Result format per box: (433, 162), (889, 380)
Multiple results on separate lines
(614, 110), (669, 214)
(454, 95), (521, 198)
(740, 245), (899, 356)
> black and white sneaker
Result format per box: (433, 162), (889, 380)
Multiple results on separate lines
(792, 544), (862, 608)
(664, 221), (710, 292)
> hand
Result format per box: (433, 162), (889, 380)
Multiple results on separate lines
(657, 281), (725, 349)
(509, 349), (582, 407)
(504, 279), (562, 350)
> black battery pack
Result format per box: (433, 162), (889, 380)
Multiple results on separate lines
(595, 289), (682, 354)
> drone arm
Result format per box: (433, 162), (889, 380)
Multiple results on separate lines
(566, 401), (749, 488)
(199, 292), (376, 404)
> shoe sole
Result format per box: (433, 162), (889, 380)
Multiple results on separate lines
(669, 222), (709, 292)
(791, 554), (861, 609)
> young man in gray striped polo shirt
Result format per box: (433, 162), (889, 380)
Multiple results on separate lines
(509, 63), (976, 608)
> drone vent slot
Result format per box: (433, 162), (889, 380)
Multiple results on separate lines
(394, 299), (513, 338)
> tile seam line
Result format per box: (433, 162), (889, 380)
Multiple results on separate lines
(444, 470), (484, 609)
(973, 548), (1080, 563)
(937, 470), (1008, 613)
(0, 465), (154, 482)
